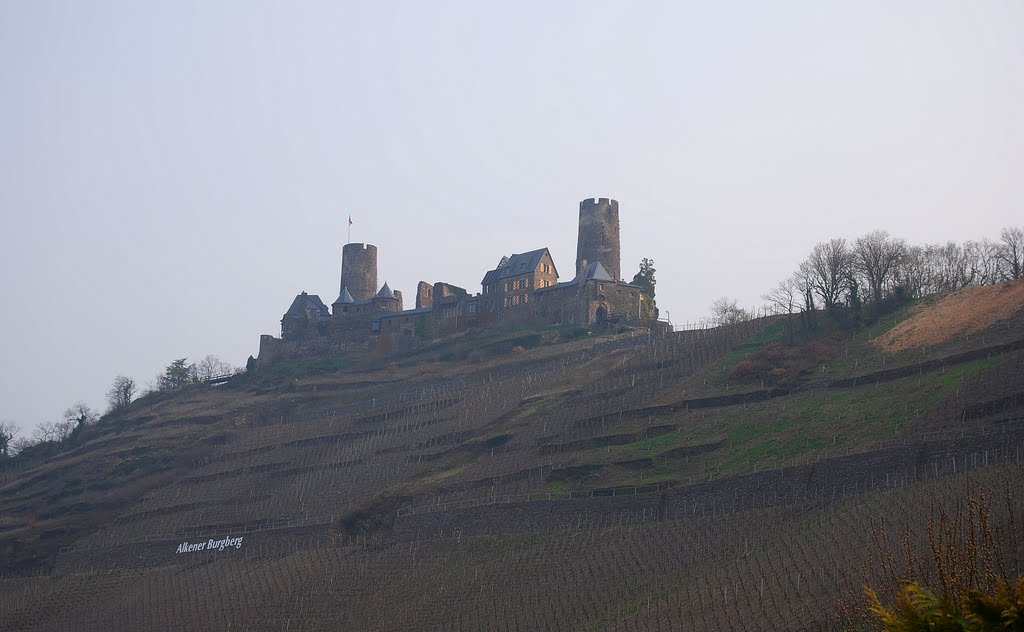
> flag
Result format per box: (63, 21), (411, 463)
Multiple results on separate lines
(348, 216), (353, 227)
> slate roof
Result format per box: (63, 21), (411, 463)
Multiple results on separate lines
(284, 293), (331, 319)
(576, 260), (614, 283)
(481, 248), (556, 285)
(537, 261), (624, 292)
(376, 307), (432, 320)
(375, 282), (396, 299)
(334, 287), (355, 305)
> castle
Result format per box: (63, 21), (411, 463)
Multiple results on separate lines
(257, 198), (648, 363)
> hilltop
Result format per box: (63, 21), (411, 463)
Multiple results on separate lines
(1, 281), (1023, 630)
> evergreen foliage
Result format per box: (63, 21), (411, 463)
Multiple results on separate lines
(632, 258), (656, 318)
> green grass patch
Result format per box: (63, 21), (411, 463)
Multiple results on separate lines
(480, 333), (544, 356)
(702, 320), (788, 386)
(719, 354), (1005, 472)
(567, 353), (1008, 489)
(110, 455), (156, 477)
(541, 479), (570, 494)
(609, 430), (683, 454)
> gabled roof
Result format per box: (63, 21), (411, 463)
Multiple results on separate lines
(285, 293), (331, 319)
(481, 248), (556, 285)
(537, 261), (622, 292)
(375, 282), (396, 300)
(333, 287), (355, 305)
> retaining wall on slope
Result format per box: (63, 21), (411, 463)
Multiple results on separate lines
(392, 424), (1024, 542)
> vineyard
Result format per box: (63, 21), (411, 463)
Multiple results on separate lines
(1, 282), (1023, 630)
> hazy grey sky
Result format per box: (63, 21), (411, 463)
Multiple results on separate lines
(2, 1), (1022, 431)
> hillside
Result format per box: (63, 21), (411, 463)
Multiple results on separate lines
(2, 281), (1024, 631)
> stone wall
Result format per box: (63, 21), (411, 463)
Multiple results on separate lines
(341, 243), (377, 301)
(533, 280), (641, 325)
(257, 314), (375, 366)
(416, 281), (433, 309)
(393, 427), (1024, 542)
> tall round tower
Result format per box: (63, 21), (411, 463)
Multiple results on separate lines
(576, 197), (620, 281)
(340, 243), (378, 302)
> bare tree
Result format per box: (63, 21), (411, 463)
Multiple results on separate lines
(107, 375), (137, 412)
(800, 238), (854, 309)
(0, 421), (17, 457)
(56, 420), (75, 441)
(194, 355), (234, 382)
(762, 275), (800, 315)
(32, 421), (55, 443)
(33, 420), (74, 443)
(998, 226), (1023, 280)
(932, 242), (975, 292)
(63, 402), (97, 430)
(710, 297), (751, 326)
(966, 239), (1003, 286)
(854, 230), (905, 303)
(893, 245), (930, 298)
(10, 436), (34, 456)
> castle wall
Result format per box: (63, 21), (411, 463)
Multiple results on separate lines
(533, 281), (641, 325)
(258, 317), (375, 366)
(281, 314), (322, 341)
(432, 284), (479, 335)
(416, 281), (433, 309)
(341, 243), (378, 301)
(533, 285), (587, 325)
(576, 198), (620, 281)
(264, 195), (645, 368)
(582, 280), (642, 323)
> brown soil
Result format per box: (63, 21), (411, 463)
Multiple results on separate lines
(873, 280), (1024, 353)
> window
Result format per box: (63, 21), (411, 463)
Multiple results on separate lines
(503, 282), (509, 292)
(523, 278), (529, 288)
(523, 293), (529, 304)
(542, 262), (550, 274)
(512, 295), (520, 305)
(503, 297), (509, 307)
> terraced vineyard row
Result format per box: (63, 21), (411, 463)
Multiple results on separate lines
(4, 456), (1021, 630)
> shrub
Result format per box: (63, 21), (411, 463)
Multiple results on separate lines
(848, 487), (1024, 630)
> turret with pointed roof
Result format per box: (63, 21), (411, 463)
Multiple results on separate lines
(336, 287), (355, 304)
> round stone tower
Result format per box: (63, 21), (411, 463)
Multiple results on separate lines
(575, 197), (620, 281)
(340, 243), (378, 302)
